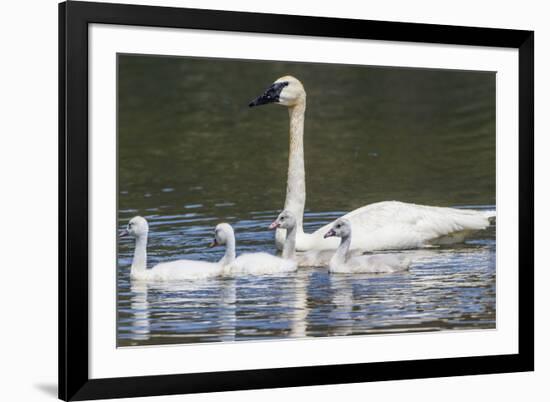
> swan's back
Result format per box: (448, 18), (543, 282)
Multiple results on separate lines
(133, 260), (223, 281)
(294, 249), (334, 267)
(229, 252), (297, 275)
(310, 201), (495, 251)
(330, 253), (410, 274)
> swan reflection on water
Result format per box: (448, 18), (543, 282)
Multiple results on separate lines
(128, 281), (150, 341)
(119, 225), (495, 346)
(118, 209), (495, 346)
(121, 277), (238, 345)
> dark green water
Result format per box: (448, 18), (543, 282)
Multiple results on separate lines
(117, 55), (495, 346)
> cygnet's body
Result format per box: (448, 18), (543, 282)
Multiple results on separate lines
(122, 216), (224, 281)
(324, 218), (411, 274)
(212, 212), (298, 275)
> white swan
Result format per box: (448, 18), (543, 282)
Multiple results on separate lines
(249, 75), (496, 252)
(212, 217), (297, 275)
(324, 218), (411, 274)
(121, 216), (224, 281)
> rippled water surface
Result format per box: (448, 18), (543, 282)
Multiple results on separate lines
(117, 55), (496, 346)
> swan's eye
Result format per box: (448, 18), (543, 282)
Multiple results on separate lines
(280, 217), (285, 221)
(336, 224), (341, 228)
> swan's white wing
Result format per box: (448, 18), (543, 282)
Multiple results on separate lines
(303, 201), (494, 251)
(295, 250), (334, 267)
(148, 260), (223, 281)
(231, 252), (297, 275)
(330, 253), (410, 274)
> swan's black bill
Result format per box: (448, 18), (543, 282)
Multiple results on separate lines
(324, 229), (336, 239)
(248, 81), (288, 107)
(119, 229), (129, 238)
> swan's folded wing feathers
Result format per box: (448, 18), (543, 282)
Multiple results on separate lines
(149, 260), (223, 280)
(347, 254), (410, 273)
(313, 201), (493, 251)
(230, 252), (297, 274)
(295, 249), (334, 267)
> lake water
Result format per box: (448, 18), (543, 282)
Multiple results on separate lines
(117, 55), (496, 346)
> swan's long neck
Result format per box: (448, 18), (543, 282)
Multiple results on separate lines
(219, 233), (236, 266)
(333, 234), (351, 265)
(131, 235), (148, 275)
(284, 100), (306, 233)
(282, 224), (297, 260)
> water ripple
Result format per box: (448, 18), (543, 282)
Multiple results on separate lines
(117, 207), (496, 346)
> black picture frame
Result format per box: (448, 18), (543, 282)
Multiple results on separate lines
(59, 1), (534, 400)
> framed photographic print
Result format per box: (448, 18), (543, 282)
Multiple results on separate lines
(59, 1), (534, 400)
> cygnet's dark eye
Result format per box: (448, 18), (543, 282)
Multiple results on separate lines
(336, 224), (341, 228)
(280, 217), (285, 221)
